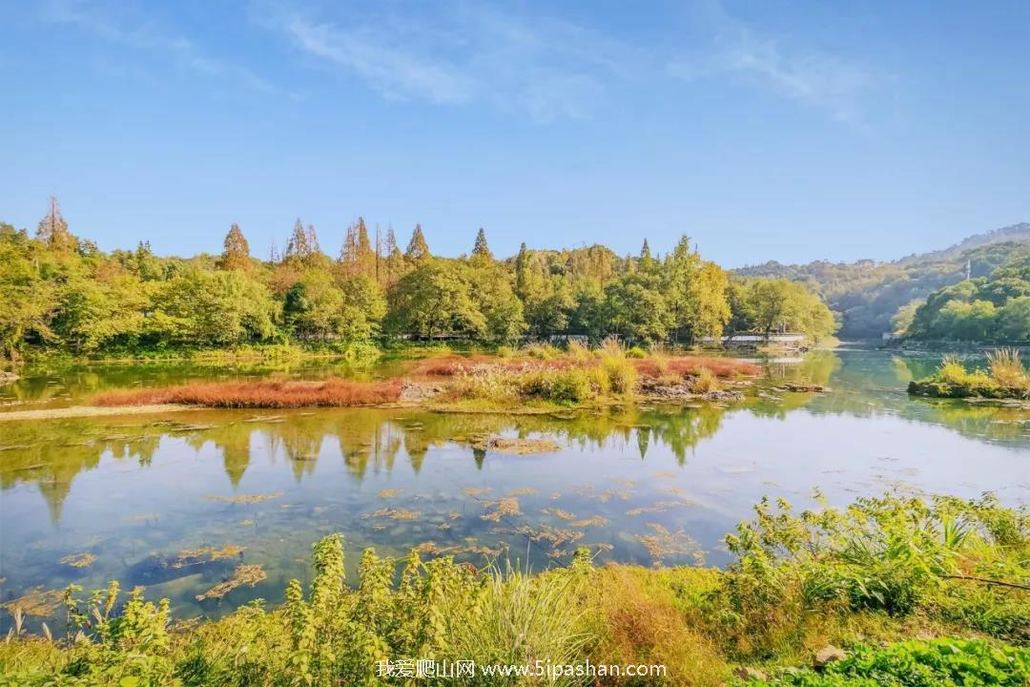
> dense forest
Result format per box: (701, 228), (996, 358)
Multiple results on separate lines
(0, 199), (837, 361)
(897, 256), (1030, 342)
(737, 223), (1030, 339)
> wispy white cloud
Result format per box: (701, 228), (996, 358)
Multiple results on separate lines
(667, 5), (876, 126)
(43, 0), (278, 94)
(264, 4), (632, 121)
(285, 18), (473, 105)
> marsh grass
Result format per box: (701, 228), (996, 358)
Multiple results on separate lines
(987, 348), (1029, 389)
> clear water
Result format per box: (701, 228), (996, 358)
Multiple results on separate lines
(1, 348), (1027, 630)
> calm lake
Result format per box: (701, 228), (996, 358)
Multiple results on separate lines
(1, 347), (1027, 630)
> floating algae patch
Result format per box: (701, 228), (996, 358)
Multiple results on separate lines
(507, 487), (538, 496)
(59, 552), (96, 568)
(544, 508), (579, 521)
(462, 486), (493, 497)
(127, 547), (240, 586)
(365, 508), (421, 521)
(635, 524), (704, 566)
(542, 508), (607, 528)
(172, 545), (245, 568)
(480, 497), (521, 522)
(437, 511), (463, 530)
(203, 491), (282, 505)
(514, 523), (584, 548)
(1, 587), (62, 617)
(377, 488), (402, 499)
(625, 500), (687, 516)
(195, 564), (267, 602)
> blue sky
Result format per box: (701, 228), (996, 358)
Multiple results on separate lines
(1, 1), (1027, 267)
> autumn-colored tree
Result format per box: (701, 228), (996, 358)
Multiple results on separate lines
(36, 196), (75, 251)
(405, 224), (430, 264)
(285, 219), (321, 265)
(218, 224), (251, 271)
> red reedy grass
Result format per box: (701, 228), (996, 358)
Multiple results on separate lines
(94, 378), (403, 409)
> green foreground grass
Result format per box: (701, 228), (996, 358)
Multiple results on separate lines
(1, 492), (1027, 686)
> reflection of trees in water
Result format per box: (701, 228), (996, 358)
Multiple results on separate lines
(3, 357), (1024, 528)
(0, 419), (161, 523)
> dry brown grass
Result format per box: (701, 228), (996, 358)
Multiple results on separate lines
(587, 566), (728, 686)
(633, 355), (759, 379)
(93, 378), (403, 409)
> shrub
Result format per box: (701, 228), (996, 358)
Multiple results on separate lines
(742, 639), (1030, 687)
(689, 368), (720, 393)
(987, 348), (1028, 389)
(520, 342), (561, 360)
(520, 369), (595, 404)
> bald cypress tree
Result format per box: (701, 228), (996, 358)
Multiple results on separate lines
(640, 239), (652, 262)
(471, 227), (493, 262)
(285, 218), (320, 263)
(36, 195), (75, 251)
(405, 224), (430, 264)
(218, 223), (251, 271)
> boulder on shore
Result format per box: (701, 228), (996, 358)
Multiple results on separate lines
(0, 371), (19, 384)
(813, 645), (847, 669)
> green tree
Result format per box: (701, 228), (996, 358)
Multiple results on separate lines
(471, 227), (493, 262)
(150, 269), (277, 347)
(387, 261), (486, 340)
(0, 224), (60, 358)
(283, 270), (346, 342)
(469, 260), (526, 343)
(604, 272), (673, 343)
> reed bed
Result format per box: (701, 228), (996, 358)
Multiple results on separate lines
(93, 378), (403, 409)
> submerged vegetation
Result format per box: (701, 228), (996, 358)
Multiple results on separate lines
(1, 492), (1027, 686)
(1, 199), (836, 365)
(908, 349), (1030, 399)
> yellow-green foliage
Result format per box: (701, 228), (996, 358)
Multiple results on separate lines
(1, 492), (1026, 686)
(937, 355), (993, 387)
(520, 368), (596, 404)
(910, 353), (1030, 399)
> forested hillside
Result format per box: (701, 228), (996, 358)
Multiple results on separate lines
(736, 223), (1030, 338)
(0, 199), (836, 360)
(898, 255), (1030, 342)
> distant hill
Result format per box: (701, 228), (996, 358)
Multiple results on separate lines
(735, 223), (1030, 339)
